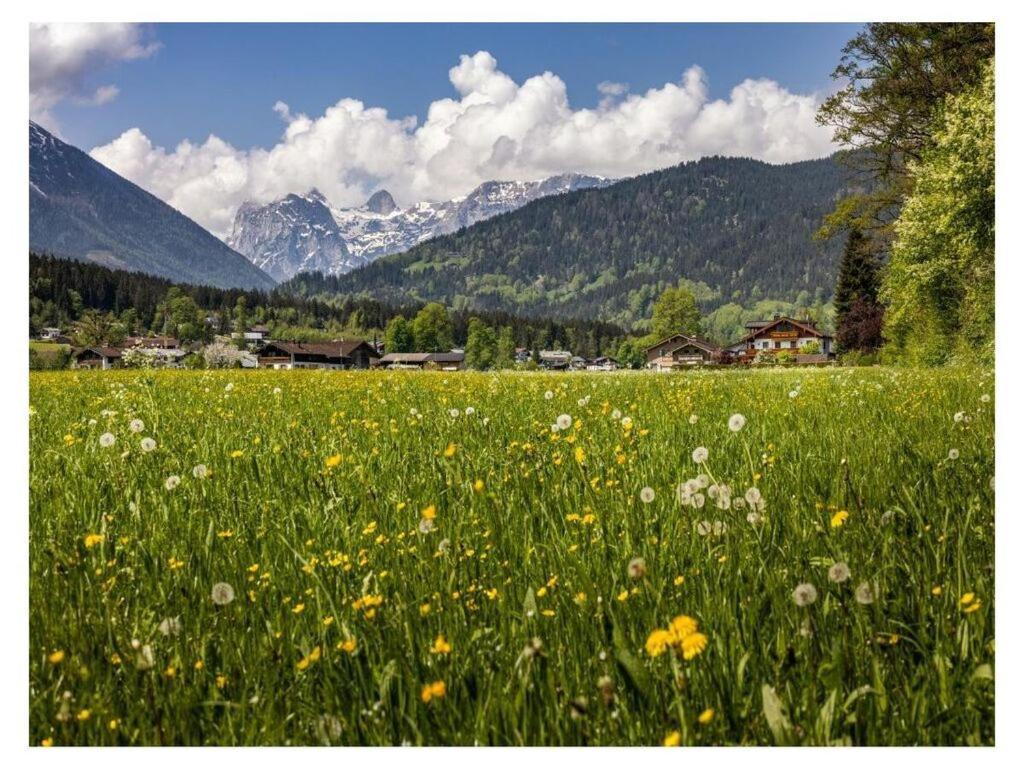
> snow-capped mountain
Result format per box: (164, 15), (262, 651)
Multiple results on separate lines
(228, 174), (613, 281)
(226, 190), (366, 282)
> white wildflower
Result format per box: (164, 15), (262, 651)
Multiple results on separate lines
(140, 437), (157, 453)
(728, 413), (747, 432)
(828, 562), (851, 583)
(99, 432), (116, 448)
(164, 475), (181, 491)
(639, 486), (656, 504)
(211, 582), (235, 606)
(792, 583), (818, 607)
(692, 446), (708, 464)
(556, 414), (573, 431)
(129, 419), (145, 433)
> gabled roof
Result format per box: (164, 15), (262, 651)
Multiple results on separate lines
(664, 337), (721, 355)
(125, 335), (179, 349)
(74, 346), (122, 359)
(260, 340), (379, 359)
(735, 316), (831, 344)
(645, 333), (721, 355)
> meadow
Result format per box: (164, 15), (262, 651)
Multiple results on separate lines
(28, 367), (995, 746)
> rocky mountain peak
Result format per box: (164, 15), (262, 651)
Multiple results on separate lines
(365, 190), (397, 215)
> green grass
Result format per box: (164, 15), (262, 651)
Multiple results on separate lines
(29, 367), (995, 746)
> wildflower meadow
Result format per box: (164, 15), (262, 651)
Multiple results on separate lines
(29, 367), (995, 746)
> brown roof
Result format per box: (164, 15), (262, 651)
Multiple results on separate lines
(645, 333), (720, 354)
(735, 317), (831, 345)
(260, 340), (379, 359)
(125, 335), (179, 349)
(664, 337), (721, 355)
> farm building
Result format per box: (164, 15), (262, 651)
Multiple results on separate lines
(71, 346), (123, 370)
(645, 334), (723, 369)
(257, 340), (379, 370)
(726, 316), (834, 360)
(377, 351), (466, 371)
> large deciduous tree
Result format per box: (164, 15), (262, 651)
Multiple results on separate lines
(817, 22), (994, 238)
(649, 284), (701, 340)
(412, 302), (453, 353)
(880, 60), (994, 365)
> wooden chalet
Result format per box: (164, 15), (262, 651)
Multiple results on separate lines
(726, 316), (834, 361)
(645, 334), (723, 370)
(257, 340), (379, 370)
(71, 346), (123, 370)
(124, 335), (179, 349)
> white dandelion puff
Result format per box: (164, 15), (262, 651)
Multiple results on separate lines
(639, 486), (656, 504)
(611, 409), (622, 420)
(692, 446), (708, 464)
(418, 518), (435, 535)
(465, 407), (475, 416)
(448, 408), (460, 418)
(192, 464), (208, 479)
(953, 411), (966, 423)
(728, 413), (747, 432)
(744, 487), (762, 506)
(854, 582), (877, 605)
(224, 383), (234, 392)
(556, 414), (573, 431)
(828, 562), (851, 583)
(164, 475), (181, 491)
(689, 414), (699, 425)
(99, 432), (116, 448)
(691, 493), (706, 509)
(621, 416), (633, 428)
(746, 511), (764, 525)
(948, 448), (960, 461)
(788, 390), (799, 399)
(696, 520), (712, 536)
(695, 474), (709, 489)
(792, 583), (818, 607)
(544, 390), (554, 400)
(129, 419), (145, 433)
(211, 582), (235, 605)
(627, 557), (646, 579)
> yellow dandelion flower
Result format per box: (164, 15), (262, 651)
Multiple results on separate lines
(83, 533), (104, 549)
(673, 575), (685, 586)
(830, 510), (849, 528)
(931, 586), (942, 596)
(680, 632), (708, 660)
(47, 650), (65, 665)
(76, 709), (91, 722)
(473, 479), (485, 493)
(698, 708), (715, 725)
(645, 629), (672, 657)
(430, 634), (452, 655)
(40, 738), (53, 747)
(960, 592), (976, 605)
(325, 454), (342, 469)
(421, 505), (437, 520)
(419, 603), (432, 616)
(338, 638), (357, 654)
(663, 730), (681, 747)
(420, 680), (446, 703)
(443, 443), (457, 458)
(669, 614), (698, 640)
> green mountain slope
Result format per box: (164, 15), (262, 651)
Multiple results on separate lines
(310, 155), (850, 326)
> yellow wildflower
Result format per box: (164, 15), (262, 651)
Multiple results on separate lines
(325, 454), (342, 469)
(663, 730), (681, 747)
(830, 510), (849, 528)
(420, 680), (446, 703)
(83, 533), (104, 549)
(698, 708), (715, 725)
(47, 650), (65, 665)
(430, 634), (452, 655)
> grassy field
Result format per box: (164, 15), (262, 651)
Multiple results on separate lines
(28, 367), (995, 746)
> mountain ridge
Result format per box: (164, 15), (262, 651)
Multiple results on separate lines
(29, 122), (275, 291)
(307, 155), (851, 327)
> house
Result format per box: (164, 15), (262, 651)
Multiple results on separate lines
(71, 346), (122, 370)
(257, 340), (380, 369)
(586, 356), (619, 371)
(233, 325), (271, 343)
(514, 347), (531, 364)
(124, 335), (179, 349)
(728, 316), (834, 361)
(39, 327), (63, 341)
(377, 351), (466, 371)
(538, 350), (573, 370)
(644, 334), (723, 369)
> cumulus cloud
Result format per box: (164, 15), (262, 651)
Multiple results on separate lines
(89, 50), (836, 239)
(30, 23), (159, 129)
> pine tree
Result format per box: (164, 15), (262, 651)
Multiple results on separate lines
(834, 228), (883, 353)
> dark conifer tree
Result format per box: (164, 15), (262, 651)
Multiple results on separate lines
(834, 229), (883, 352)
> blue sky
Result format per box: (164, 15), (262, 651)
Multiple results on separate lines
(51, 23), (862, 151)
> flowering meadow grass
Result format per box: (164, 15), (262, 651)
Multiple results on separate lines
(29, 367), (994, 746)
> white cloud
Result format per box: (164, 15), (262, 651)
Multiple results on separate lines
(89, 50), (837, 239)
(30, 23), (159, 129)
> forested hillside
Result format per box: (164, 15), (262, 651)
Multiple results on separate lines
(314, 155), (853, 327)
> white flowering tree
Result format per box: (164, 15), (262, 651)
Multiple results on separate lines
(202, 341), (246, 369)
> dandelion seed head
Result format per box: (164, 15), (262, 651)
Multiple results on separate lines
(192, 464), (208, 479)
(792, 583), (818, 607)
(692, 446), (708, 464)
(728, 413), (747, 432)
(689, 414), (698, 425)
(211, 582), (235, 606)
(639, 486), (656, 504)
(129, 419), (145, 433)
(140, 437), (157, 453)
(828, 562), (851, 583)
(744, 487), (762, 506)
(164, 475), (181, 491)
(948, 448), (960, 461)
(158, 616), (182, 636)
(99, 432), (116, 448)
(627, 557), (647, 579)
(556, 414), (573, 431)
(855, 582), (877, 605)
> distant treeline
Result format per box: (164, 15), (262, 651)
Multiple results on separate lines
(29, 253), (629, 354)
